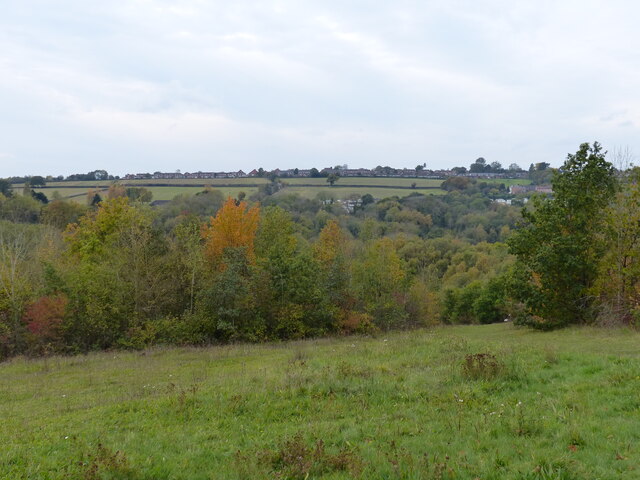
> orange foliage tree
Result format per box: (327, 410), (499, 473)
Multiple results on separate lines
(202, 197), (260, 268)
(23, 295), (68, 345)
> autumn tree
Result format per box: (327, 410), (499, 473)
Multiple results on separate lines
(0, 222), (49, 357)
(313, 220), (352, 328)
(42, 200), (87, 230)
(202, 197), (259, 269)
(106, 183), (127, 199)
(23, 294), (68, 353)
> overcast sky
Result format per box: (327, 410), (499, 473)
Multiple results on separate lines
(1, 1), (639, 177)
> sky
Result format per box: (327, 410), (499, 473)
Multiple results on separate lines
(1, 0), (639, 177)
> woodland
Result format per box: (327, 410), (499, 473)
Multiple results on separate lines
(0, 142), (638, 359)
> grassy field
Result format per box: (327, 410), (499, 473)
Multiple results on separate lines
(142, 187), (259, 201)
(283, 178), (445, 187)
(1, 324), (638, 479)
(20, 176), (527, 203)
(275, 186), (446, 200)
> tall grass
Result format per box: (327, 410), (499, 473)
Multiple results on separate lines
(1, 324), (638, 479)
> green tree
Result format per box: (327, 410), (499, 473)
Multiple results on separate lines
(28, 176), (46, 187)
(326, 173), (340, 186)
(42, 200), (87, 230)
(352, 238), (407, 330)
(63, 198), (173, 349)
(198, 246), (263, 342)
(593, 167), (640, 324)
(508, 142), (617, 328)
(255, 207), (324, 338)
(0, 179), (13, 197)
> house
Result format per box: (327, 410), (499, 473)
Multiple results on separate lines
(535, 185), (553, 194)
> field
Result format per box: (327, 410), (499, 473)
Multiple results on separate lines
(274, 186), (446, 200)
(1, 324), (638, 479)
(18, 176), (528, 203)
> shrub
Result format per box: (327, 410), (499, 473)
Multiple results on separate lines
(23, 295), (68, 353)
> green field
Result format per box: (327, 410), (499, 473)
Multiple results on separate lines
(2, 324), (638, 479)
(18, 176), (529, 203)
(283, 177), (445, 187)
(277, 186), (446, 200)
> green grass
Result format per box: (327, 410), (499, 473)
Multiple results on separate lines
(144, 186), (259, 201)
(276, 186), (446, 200)
(22, 176), (527, 203)
(283, 178), (445, 187)
(32, 187), (108, 202)
(1, 324), (639, 479)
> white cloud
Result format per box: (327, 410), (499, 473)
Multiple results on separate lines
(0, 0), (639, 176)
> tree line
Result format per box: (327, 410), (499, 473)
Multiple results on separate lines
(0, 142), (638, 358)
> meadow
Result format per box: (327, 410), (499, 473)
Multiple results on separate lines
(22, 175), (530, 203)
(1, 323), (638, 479)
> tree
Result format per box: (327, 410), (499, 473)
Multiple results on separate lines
(0, 179), (12, 198)
(592, 167), (640, 324)
(107, 184), (127, 199)
(352, 238), (407, 330)
(326, 173), (340, 186)
(42, 200), (87, 230)
(202, 197), (260, 269)
(361, 193), (374, 207)
(255, 207), (323, 338)
(0, 195), (41, 223)
(0, 222), (49, 356)
(469, 159), (487, 174)
(63, 198), (172, 348)
(199, 246), (263, 341)
(508, 142), (617, 327)
(125, 187), (153, 203)
(87, 190), (102, 206)
(171, 215), (205, 314)
(28, 176), (46, 187)
(314, 221), (352, 329)
(31, 191), (48, 204)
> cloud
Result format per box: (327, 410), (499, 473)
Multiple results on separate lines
(0, 0), (639, 177)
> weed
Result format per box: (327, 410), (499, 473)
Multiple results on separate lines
(75, 443), (139, 480)
(543, 347), (559, 365)
(259, 432), (363, 479)
(521, 461), (577, 480)
(462, 353), (502, 380)
(288, 349), (308, 366)
(336, 361), (372, 379)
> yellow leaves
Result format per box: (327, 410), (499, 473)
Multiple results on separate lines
(64, 197), (152, 260)
(202, 197), (260, 268)
(532, 272), (542, 287)
(107, 184), (127, 199)
(314, 220), (345, 266)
